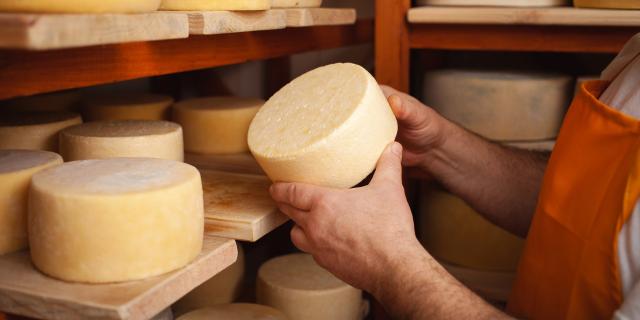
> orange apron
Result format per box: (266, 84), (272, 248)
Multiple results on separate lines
(507, 81), (640, 319)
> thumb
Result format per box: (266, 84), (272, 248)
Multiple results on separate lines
(371, 142), (403, 185)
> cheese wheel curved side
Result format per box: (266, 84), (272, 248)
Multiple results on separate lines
(0, 112), (82, 152)
(160, 0), (271, 11)
(0, 0), (161, 13)
(177, 304), (287, 320)
(82, 94), (174, 121)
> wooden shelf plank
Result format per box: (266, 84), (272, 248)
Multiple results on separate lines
(187, 10), (287, 35)
(0, 235), (237, 320)
(282, 8), (357, 27)
(408, 6), (640, 26)
(0, 19), (372, 100)
(0, 12), (189, 50)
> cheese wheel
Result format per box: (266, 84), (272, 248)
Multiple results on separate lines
(82, 94), (174, 122)
(0, 0), (161, 13)
(248, 63), (397, 188)
(574, 0), (640, 8)
(177, 304), (287, 320)
(3, 91), (80, 113)
(28, 158), (203, 283)
(416, 0), (568, 6)
(0, 150), (62, 255)
(257, 254), (362, 320)
(0, 112), (82, 152)
(173, 244), (246, 315)
(422, 69), (573, 141)
(505, 140), (555, 152)
(271, 0), (323, 8)
(173, 97), (262, 155)
(59, 120), (184, 162)
(419, 187), (525, 272)
(160, 0), (271, 11)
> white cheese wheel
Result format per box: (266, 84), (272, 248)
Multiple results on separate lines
(257, 254), (362, 320)
(416, 0), (568, 6)
(160, 0), (271, 11)
(0, 150), (62, 255)
(82, 94), (174, 122)
(173, 97), (262, 155)
(177, 304), (287, 320)
(0, 0), (161, 13)
(505, 140), (555, 152)
(28, 158), (203, 283)
(248, 63), (397, 188)
(0, 112), (82, 152)
(422, 69), (573, 142)
(419, 187), (525, 272)
(574, 0), (640, 8)
(173, 244), (246, 315)
(3, 91), (80, 113)
(59, 120), (184, 162)
(272, 0), (322, 8)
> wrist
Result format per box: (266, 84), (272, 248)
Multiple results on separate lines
(370, 239), (429, 302)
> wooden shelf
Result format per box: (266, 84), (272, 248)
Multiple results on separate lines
(0, 235), (237, 320)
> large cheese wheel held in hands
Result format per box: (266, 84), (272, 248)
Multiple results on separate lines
(248, 63), (397, 188)
(0, 150), (62, 255)
(422, 69), (573, 141)
(257, 254), (363, 320)
(160, 0), (271, 11)
(59, 120), (184, 162)
(82, 94), (174, 121)
(0, 0), (161, 13)
(177, 304), (287, 320)
(28, 158), (203, 283)
(0, 112), (82, 152)
(173, 97), (262, 155)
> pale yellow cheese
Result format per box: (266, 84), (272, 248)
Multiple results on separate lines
(416, 0), (568, 6)
(272, 0), (323, 8)
(59, 120), (184, 162)
(177, 304), (287, 320)
(574, 0), (640, 9)
(160, 0), (271, 11)
(82, 94), (174, 122)
(28, 158), (203, 283)
(3, 90), (80, 113)
(173, 97), (262, 155)
(0, 150), (62, 255)
(257, 254), (362, 320)
(173, 244), (246, 315)
(422, 69), (573, 141)
(248, 63), (397, 188)
(419, 187), (525, 272)
(0, 112), (82, 152)
(0, 0), (161, 13)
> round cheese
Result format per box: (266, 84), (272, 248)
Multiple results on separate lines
(0, 112), (82, 152)
(505, 140), (555, 152)
(177, 304), (287, 320)
(3, 91), (80, 113)
(59, 120), (184, 162)
(82, 94), (174, 122)
(257, 254), (362, 320)
(248, 63), (397, 188)
(0, 150), (62, 255)
(272, 0), (323, 8)
(574, 0), (640, 8)
(173, 97), (262, 155)
(173, 244), (246, 315)
(160, 0), (271, 11)
(418, 187), (525, 272)
(28, 158), (203, 283)
(0, 0), (161, 13)
(422, 69), (573, 142)
(416, 0), (568, 6)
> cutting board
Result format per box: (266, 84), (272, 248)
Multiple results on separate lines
(185, 152), (264, 175)
(186, 10), (287, 35)
(201, 169), (288, 242)
(0, 235), (237, 320)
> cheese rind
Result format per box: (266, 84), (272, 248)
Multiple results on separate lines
(0, 150), (62, 255)
(173, 97), (262, 155)
(257, 254), (362, 320)
(248, 63), (397, 188)
(0, 112), (82, 152)
(28, 158), (203, 283)
(272, 0), (323, 8)
(160, 0), (271, 11)
(0, 0), (161, 13)
(82, 94), (174, 121)
(59, 120), (184, 162)
(177, 304), (287, 320)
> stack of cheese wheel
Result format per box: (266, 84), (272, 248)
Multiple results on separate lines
(272, 0), (323, 8)
(0, 112), (82, 152)
(3, 90), (80, 113)
(177, 304), (287, 320)
(0, 0), (162, 13)
(257, 254), (363, 320)
(160, 0), (271, 10)
(82, 94), (174, 122)
(173, 244), (246, 316)
(574, 0), (640, 9)
(28, 158), (203, 283)
(59, 120), (184, 162)
(416, 0), (568, 6)
(249, 63), (397, 188)
(173, 97), (263, 155)
(0, 150), (62, 255)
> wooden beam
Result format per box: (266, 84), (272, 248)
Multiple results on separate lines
(374, 0), (411, 92)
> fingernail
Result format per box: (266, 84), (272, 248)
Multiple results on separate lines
(391, 142), (402, 156)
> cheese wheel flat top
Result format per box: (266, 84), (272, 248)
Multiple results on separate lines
(174, 96), (264, 112)
(259, 254), (348, 291)
(0, 150), (62, 174)
(0, 112), (81, 127)
(178, 304), (287, 320)
(0, 0), (162, 13)
(62, 120), (180, 138)
(160, 0), (271, 11)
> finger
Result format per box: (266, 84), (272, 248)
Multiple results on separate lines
(380, 85), (399, 98)
(270, 182), (327, 211)
(276, 202), (308, 227)
(291, 224), (312, 253)
(371, 142), (404, 185)
(387, 93), (431, 132)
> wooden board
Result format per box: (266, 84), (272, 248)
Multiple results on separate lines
(201, 170), (288, 242)
(185, 152), (264, 175)
(187, 10), (287, 35)
(0, 13), (189, 50)
(408, 6), (640, 26)
(441, 261), (516, 302)
(416, 0), (568, 7)
(575, 0), (640, 9)
(0, 236), (237, 320)
(282, 8), (357, 27)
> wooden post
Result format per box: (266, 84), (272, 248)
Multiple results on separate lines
(375, 0), (411, 92)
